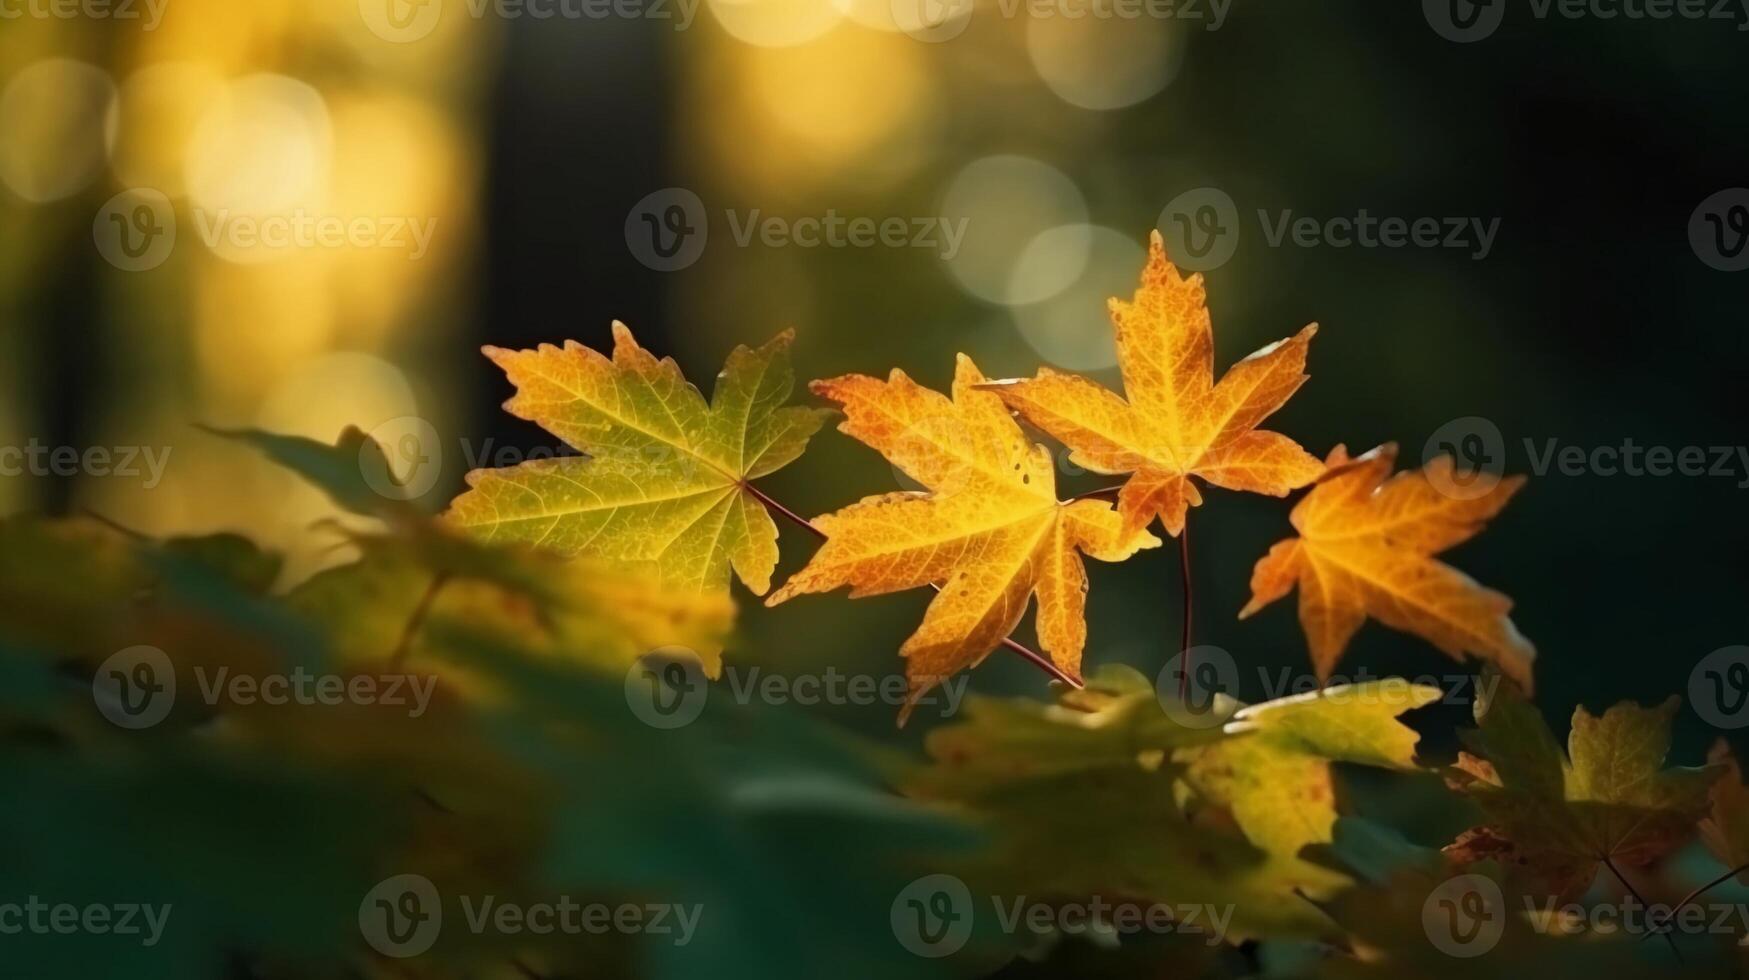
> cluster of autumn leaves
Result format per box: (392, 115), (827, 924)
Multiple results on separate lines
(449, 230), (1537, 714)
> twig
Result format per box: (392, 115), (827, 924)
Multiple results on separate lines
(1637, 860), (1749, 943)
(389, 572), (451, 668)
(741, 481), (1083, 690)
(1601, 856), (1682, 961)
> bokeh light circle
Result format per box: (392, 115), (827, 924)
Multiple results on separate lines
(938, 155), (1088, 306)
(1025, 14), (1182, 110)
(0, 59), (116, 203)
(1009, 224), (1142, 371)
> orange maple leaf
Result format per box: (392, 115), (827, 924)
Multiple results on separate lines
(980, 230), (1324, 537)
(1241, 443), (1535, 688)
(767, 356), (1159, 718)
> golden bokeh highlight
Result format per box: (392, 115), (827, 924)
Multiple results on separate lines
(0, 59), (115, 203)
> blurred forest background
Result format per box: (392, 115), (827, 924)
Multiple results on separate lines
(2, 0), (1746, 765)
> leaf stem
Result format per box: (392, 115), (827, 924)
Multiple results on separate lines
(1638, 860), (1749, 943)
(1602, 856), (1682, 960)
(741, 481), (1084, 690)
(389, 571), (451, 668)
(1179, 521), (1194, 699)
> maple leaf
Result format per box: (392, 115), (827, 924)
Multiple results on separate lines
(767, 356), (1160, 716)
(1240, 443), (1536, 687)
(980, 230), (1323, 536)
(1444, 678), (1720, 902)
(447, 323), (829, 598)
(903, 665), (1440, 942)
(1700, 740), (1749, 882)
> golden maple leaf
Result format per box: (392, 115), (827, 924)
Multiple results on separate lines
(1241, 443), (1535, 687)
(980, 230), (1324, 537)
(767, 355), (1159, 717)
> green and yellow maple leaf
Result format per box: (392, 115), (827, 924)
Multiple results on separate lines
(447, 323), (829, 598)
(1444, 677), (1720, 901)
(904, 665), (1439, 942)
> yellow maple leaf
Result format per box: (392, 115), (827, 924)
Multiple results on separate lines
(1241, 443), (1535, 687)
(980, 230), (1324, 537)
(767, 356), (1160, 718)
